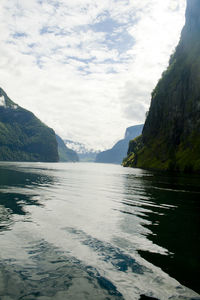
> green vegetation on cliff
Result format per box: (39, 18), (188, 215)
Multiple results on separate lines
(0, 88), (59, 162)
(56, 135), (79, 162)
(123, 0), (200, 173)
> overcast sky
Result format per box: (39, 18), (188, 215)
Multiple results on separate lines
(0, 0), (186, 150)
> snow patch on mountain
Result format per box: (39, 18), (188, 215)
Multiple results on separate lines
(0, 95), (18, 109)
(65, 140), (100, 162)
(0, 95), (6, 107)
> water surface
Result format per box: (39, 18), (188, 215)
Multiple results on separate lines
(0, 162), (199, 300)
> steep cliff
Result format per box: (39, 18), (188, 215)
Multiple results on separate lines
(0, 88), (59, 162)
(56, 135), (79, 162)
(96, 124), (143, 164)
(123, 0), (200, 173)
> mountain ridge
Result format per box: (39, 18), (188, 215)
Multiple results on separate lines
(56, 135), (79, 162)
(65, 140), (99, 162)
(0, 87), (59, 162)
(96, 124), (143, 164)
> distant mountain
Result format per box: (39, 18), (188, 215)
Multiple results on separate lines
(123, 0), (200, 173)
(0, 87), (58, 162)
(95, 124), (143, 164)
(56, 135), (79, 162)
(65, 140), (99, 162)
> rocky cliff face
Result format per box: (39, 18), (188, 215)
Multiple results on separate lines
(0, 88), (59, 162)
(96, 124), (143, 164)
(123, 0), (200, 173)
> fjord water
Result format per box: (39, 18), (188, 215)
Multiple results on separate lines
(0, 162), (199, 300)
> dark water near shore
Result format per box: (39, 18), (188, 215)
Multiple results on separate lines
(0, 162), (199, 300)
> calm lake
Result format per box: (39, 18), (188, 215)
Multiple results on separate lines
(0, 162), (199, 300)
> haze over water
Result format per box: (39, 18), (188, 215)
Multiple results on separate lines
(0, 162), (199, 300)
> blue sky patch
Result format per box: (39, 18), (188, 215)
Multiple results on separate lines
(91, 17), (135, 55)
(92, 18), (119, 33)
(40, 26), (55, 35)
(107, 29), (135, 54)
(12, 32), (27, 39)
(37, 0), (60, 9)
(28, 43), (37, 49)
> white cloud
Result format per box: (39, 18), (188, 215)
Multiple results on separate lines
(0, 0), (186, 150)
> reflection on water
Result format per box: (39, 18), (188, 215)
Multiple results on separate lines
(136, 173), (200, 294)
(0, 166), (53, 233)
(122, 172), (200, 294)
(0, 162), (199, 300)
(0, 239), (123, 300)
